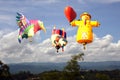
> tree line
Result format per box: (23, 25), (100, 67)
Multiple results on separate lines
(0, 53), (120, 80)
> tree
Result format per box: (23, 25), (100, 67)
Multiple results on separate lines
(0, 60), (12, 80)
(71, 53), (84, 61)
(63, 53), (84, 80)
(64, 53), (84, 72)
(0, 61), (3, 65)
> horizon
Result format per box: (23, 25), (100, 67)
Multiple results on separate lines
(6, 60), (120, 64)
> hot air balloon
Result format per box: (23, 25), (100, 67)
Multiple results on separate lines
(16, 12), (46, 43)
(64, 6), (77, 22)
(51, 26), (67, 52)
(70, 12), (100, 49)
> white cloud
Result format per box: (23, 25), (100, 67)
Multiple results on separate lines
(0, 30), (120, 64)
(84, 34), (120, 62)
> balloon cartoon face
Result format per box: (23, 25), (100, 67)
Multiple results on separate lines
(51, 27), (67, 52)
(81, 15), (91, 22)
(80, 12), (91, 19)
(70, 12), (100, 49)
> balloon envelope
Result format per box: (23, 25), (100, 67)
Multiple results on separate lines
(64, 6), (77, 22)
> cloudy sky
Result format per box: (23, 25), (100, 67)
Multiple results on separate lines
(0, 0), (120, 64)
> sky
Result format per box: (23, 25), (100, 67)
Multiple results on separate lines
(0, 0), (120, 64)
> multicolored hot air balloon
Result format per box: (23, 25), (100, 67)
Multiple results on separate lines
(51, 26), (67, 52)
(64, 6), (100, 49)
(16, 12), (46, 43)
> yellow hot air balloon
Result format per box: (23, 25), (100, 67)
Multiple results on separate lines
(70, 12), (100, 49)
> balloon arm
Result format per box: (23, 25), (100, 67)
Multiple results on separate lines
(96, 21), (100, 27)
(70, 20), (80, 27)
(98, 22), (100, 26)
(70, 20), (76, 26)
(18, 35), (22, 43)
(91, 21), (100, 27)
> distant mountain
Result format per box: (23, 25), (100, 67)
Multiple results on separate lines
(9, 61), (120, 74)
(80, 61), (120, 70)
(9, 62), (65, 74)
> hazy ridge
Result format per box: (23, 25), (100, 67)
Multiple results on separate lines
(9, 61), (120, 74)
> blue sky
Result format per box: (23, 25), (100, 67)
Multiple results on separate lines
(0, 0), (120, 63)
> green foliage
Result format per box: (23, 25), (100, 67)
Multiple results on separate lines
(39, 70), (62, 80)
(64, 53), (84, 73)
(71, 53), (84, 61)
(10, 69), (120, 80)
(12, 71), (33, 80)
(0, 60), (12, 80)
(96, 73), (110, 80)
(64, 59), (80, 73)
(62, 53), (84, 80)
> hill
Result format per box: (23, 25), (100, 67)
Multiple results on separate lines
(9, 61), (120, 74)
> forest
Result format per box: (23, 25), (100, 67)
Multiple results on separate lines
(0, 53), (120, 80)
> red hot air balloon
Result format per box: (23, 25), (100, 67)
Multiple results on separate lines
(64, 6), (77, 22)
